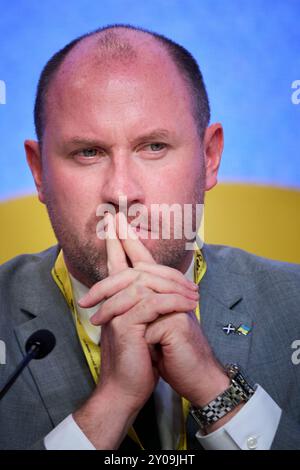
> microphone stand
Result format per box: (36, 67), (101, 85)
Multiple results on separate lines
(0, 343), (42, 400)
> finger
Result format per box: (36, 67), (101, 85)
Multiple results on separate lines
(78, 267), (136, 307)
(105, 212), (128, 275)
(93, 293), (198, 326)
(79, 262), (198, 308)
(116, 212), (156, 266)
(90, 275), (199, 324)
(144, 313), (185, 346)
(144, 311), (199, 343)
(134, 261), (198, 291)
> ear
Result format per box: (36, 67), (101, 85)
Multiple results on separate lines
(24, 140), (46, 204)
(203, 123), (224, 191)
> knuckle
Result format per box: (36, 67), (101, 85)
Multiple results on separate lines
(134, 261), (144, 270)
(148, 293), (159, 308)
(133, 282), (146, 297)
(136, 271), (148, 284)
(169, 265), (184, 277)
(110, 314), (123, 331)
(99, 301), (109, 318)
(173, 312), (190, 330)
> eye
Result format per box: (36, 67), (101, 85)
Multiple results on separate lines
(78, 148), (99, 158)
(148, 143), (166, 152)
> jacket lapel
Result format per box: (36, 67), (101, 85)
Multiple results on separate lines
(13, 246), (95, 427)
(200, 245), (254, 370)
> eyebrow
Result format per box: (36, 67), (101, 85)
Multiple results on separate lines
(61, 129), (173, 150)
(131, 129), (172, 145)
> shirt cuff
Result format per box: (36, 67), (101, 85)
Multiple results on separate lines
(195, 385), (282, 450)
(44, 414), (96, 450)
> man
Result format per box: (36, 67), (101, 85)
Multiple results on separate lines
(0, 24), (300, 450)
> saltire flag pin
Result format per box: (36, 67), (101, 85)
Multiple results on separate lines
(222, 323), (236, 335)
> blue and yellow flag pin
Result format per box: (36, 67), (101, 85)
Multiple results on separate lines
(236, 324), (251, 336)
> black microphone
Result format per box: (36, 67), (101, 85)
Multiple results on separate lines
(0, 329), (56, 400)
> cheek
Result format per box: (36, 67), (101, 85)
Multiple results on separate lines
(43, 164), (101, 226)
(150, 159), (204, 204)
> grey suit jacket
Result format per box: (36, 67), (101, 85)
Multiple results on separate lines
(0, 244), (300, 450)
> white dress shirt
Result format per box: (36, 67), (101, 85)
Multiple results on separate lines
(45, 256), (281, 450)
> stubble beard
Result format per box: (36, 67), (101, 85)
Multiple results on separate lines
(44, 183), (204, 287)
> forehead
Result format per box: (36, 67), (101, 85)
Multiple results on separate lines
(44, 33), (196, 138)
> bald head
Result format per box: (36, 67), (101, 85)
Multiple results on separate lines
(57, 28), (139, 71)
(34, 24), (210, 144)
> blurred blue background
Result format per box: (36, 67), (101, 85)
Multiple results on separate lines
(0, 0), (300, 200)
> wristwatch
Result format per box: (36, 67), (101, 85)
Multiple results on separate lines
(190, 364), (255, 430)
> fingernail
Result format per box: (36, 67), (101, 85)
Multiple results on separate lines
(90, 314), (97, 325)
(78, 295), (88, 306)
(127, 222), (139, 240)
(188, 281), (199, 290)
(191, 291), (200, 299)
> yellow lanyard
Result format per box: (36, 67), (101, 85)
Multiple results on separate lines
(51, 246), (206, 450)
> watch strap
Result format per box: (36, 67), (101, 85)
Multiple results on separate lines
(190, 364), (255, 429)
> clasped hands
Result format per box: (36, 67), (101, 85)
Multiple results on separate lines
(78, 212), (228, 415)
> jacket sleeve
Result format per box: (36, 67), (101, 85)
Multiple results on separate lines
(271, 412), (300, 450)
(30, 439), (47, 450)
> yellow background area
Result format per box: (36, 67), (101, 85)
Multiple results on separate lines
(0, 183), (299, 265)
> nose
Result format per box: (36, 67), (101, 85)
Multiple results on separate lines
(100, 154), (145, 213)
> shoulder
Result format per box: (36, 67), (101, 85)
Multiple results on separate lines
(0, 246), (60, 318)
(202, 243), (300, 281)
(0, 245), (59, 284)
(201, 243), (300, 310)
(201, 244), (300, 351)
